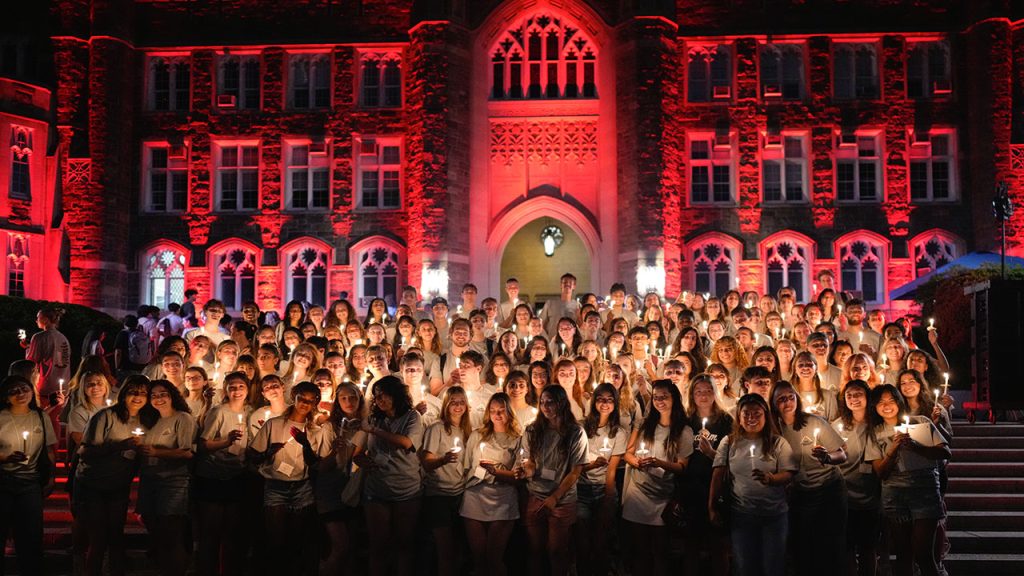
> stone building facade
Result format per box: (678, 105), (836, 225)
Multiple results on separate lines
(3, 0), (1024, 314)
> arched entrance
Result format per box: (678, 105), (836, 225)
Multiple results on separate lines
(500, 218), (591, 306)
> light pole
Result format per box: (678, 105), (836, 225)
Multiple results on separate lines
(992, 182), (1014, 280)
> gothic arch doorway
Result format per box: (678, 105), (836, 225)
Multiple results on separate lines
(499, 218), (591, 307)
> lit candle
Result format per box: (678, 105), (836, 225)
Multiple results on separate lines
(928, 318), (935, 330)
(837, 304), (843, 314)
(701, 417), (708, 432)
(942, 372), (950, 390)
(105, 399), (112, 407)
(804, 394), (815, 413)
(455, 357), (461, 369)
(704, 292), (710, 301)
(836, 422), (844, 434)
(749, 444), (756, 470)
(519, 447), (527, 465)
(497, 377), (504, 389)
(701, 320), (708, 332)
(479, 442), (486, 460)
(858, 331), (864, 343)
(450, 437), (462, 454)
(21, 430), (29, 452)
(421, 384), (428, 400)
(263, 409), (271, 425)
(934, 388), (941, 403)
(665, 345), (673, 358)
(401, 336), (407, 347)
(603, 346), (608, 358)
(813, 427), (821, 445)
(636, 440), (649, 459)
(561, 343), (566, 356)
(599, 437), (612, 459)
(59, 379), (65, 396)
(237, 413), (244, 426)
(17, 329), (26, 340)
(131, 427), (145, 437)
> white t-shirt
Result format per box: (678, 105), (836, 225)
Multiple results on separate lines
(0, 409), (57, 479)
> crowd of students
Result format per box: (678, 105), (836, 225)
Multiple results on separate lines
(0, 271), (956, 576)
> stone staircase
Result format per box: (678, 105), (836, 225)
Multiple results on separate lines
(945, 422), (1024, 575)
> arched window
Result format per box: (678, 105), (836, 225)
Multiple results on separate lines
(211, 243), (256, 310)
(7, 234), (28, 298)
(353, 240), (403, 309)
(910, 230), (961, 278)
(490, 13), (597, 100)
(142, 244), (187, 309)
(837, 233), (888, 304)
(9, 126), (32, 200)
(688, 235), (740, 298)
(762, 233), (814, 301)
(360, 52), (402, 107)
(283, 241), (329, 306)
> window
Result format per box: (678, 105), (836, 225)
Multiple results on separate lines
(910, 131), (955, 201)
(7, 234), (27, 298)
(357, 137), (401, 209)
(690, 239), (737, 298)
(762, 134), (807, 203)
(360, 53), (402, 107)
(147, 56), (190, 111)
(213, 245), (256, 310)
(285, 243), (329, 306)
(357, 243), (401, 308)
(907, 41), (950, 99)
(911, 230), (960, 277)
(143, 245), (186, 309)
(760, 44), (804, 100)
(216, 144), (259, 211)
(834, 43), (878, 100)
(9, 127), (31, 200)
(839, 236), (886, 304)
(490, 13), (597, 100)
(285, 141), (330, 210)
(217, 55), (260, 110)
(835, 133), (881, 202)
(689, 135), (733, 204)
(687, 44), (731, 102)
(763, 236), (812, 301)
(289, 53), (330, 109)
(144, 144), (188, 212)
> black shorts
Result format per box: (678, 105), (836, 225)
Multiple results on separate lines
(193, 473), (247, 505)
(423, 494), (463, 529)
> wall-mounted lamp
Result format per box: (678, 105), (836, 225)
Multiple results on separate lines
(540, 225), (564, 257)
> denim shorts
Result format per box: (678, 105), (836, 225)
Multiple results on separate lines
(138, 474), (190, 518)
(576, 483), (615, 520)
(882, 485), (945, 523)
(263, 478), (315, 510)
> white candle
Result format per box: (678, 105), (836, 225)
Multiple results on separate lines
(701, 417), (708, 431)
(837, 304), (843, 314)
(497, 377), (504, 389)
(813, 427), (821, 445)
(421, 384), (428, 400)
(451, 437), (462, 454)
(928, 318), (935, 329)
(934, 388), (940, 402)
(59, 379), (65, 395)
(237, 413), (244, 425)
(479, 442), (486, 460)
(636, 440), (649, 458)
(599, 437), (612, 458)
(561, 343), (566, 356)
(665, 345), (673, 358)
(704, 292), (710, 301)
(17, 329), (26, 340)
(804, 394), (815, 413)
(519, 447), (527, 465)
(455, 357), (461, 369)
(749, 444), (756, 470)
(105, 399), (112, 407)
(943, 372), (950, 389)
(21, 430), (29, 452)
(131, 427), (145, 437)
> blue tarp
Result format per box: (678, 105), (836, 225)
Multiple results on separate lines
(889, 251), (1024, 301)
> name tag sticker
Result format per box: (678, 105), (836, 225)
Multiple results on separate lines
(122, 450), (136, 460)
(474, 466), (487, 480)
(276, 461), (295, 476)
(541, 468), (557, 481)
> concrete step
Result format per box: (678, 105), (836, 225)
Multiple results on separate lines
(947, 462), (1024, 478)
(948, 531), (1024, 554)
(948, 511), (1024, 531)
(946, 493), (1024, 511)
(944, 553), (1024, 576)
(952, 424), (1024, 437)
(953, 436), (1024, 449)
(948, 477), (1024, 493)
(949, 448), (1024, 462)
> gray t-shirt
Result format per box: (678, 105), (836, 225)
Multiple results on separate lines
(778, 414), (844, 490)
(77, 408), (145, 487)
(863, 416), (944, 489)
(0, 409), (57, 480)
(250, 415), (334, 482)
(831, 419), (880, 510)
(523, 424), (590, 504)
(422, 421), (467, 496)
(628, 423), (695, 494)
(196, 404), (250, 480)
(363, 409), (425, 501)
(580, 423), (628, 486)
(140, 411), (197, 479)
(713, 434), (799, 516)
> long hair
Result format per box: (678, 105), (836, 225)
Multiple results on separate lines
(283, 342), (322, 382)
(867, 383), (908, 430)
(638, 379), (687, 456)
(326, 299), (358, 328)
(329, 380), (367, 427)
(838, 379), (871, 428)
(711, 335), (750, 370)
(793, 350), (825, 405)
(752, 345), (782, 382)
(484, 352), (514, 387)
(526, 385), (577, 463)
(369, 375), (414, 424)
(583, 383), (621, 439)
(672, 326), (707, 367)
(479, 392), (522, 442)
(73, 370), (113, 409)
(896, 368), (936, 415)
(148, 379), (192, 414)
(415, 319), (443, 355)
(184, 366), (214, 418)
(113, 375), (159, 426)
(283, 300), (306, 328)
(284, 381), (321, 425)
(686, 373), (726, 423)
(527, 361), (550, 406)
(554, 358), (585, 418)
(0, 375), (41, 412)
(769, 380), (809, 431)
(731, 393), (776, 459)
(440, 386), (474, 441)
(604, 363), (636, 417)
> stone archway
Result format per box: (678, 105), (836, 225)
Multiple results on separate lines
(499, 217), (591, 306)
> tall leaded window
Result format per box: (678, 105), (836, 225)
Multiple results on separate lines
(763, 237), (811, 301)
(833, 43), (878, 100)
(835, 133), (881, 202)
(285, 141), (330, 210)
(690, 239), (736, 298)
(490, 13), (597, 100)
(357, 137), (401, 209)
(689, 134), (733, 204)
(762, 134), (807, 203)
(147, 56), (190, 111)
(144, 144), (188, 212)
(285, 243), (329, 306)
(760, 43), (804, 100)
(910, 131), (955, 201)
(911, 230), (960, 278)
(360, 53), (402, 107)
(143, 245), (186, 309)
(9, 127), (31, 200)
(217, 55), (260, 110)
(7, 234), (27, 298)
(216, 143), (259, 211)
(213, 245), (256, 310)
(357, 243), (401, 308)
(289, 53), (331, 109)
(839, 236), (886, 304)
(687, 44), (732, 102)
(907, 41), (951, 99)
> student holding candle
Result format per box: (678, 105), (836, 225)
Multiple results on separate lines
(420, 387), (472, 576)
(249, 374), (289, 437)
(834, 379), (882, 576)
(503, 370), (536, 427)
(770, 380), (848, 576)
(519, 385), (589, 576)
(621, 379), (694, 576)
(842, 353), (883, 390)
(352, 375), (424, 576)
(0, 375), (58, 576)
(576, 383), (627, 576)
(282, 341), (321, 395)
(195, 371), (252, 576)
(709, 394), (798, 576)
(553, 358), (587, 422)
(710, 336), (748, 395)
(137, 379), (195, 576)
(248, 380), (334, 575)
(74, 375), (154, 576)
(183, 365), (213, 424)
(792, 351), (839, 421)
(399, 352), (441, 426)
(864, 384), (950, 576)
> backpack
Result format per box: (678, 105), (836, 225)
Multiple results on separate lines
(127, 327), (154, 365)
